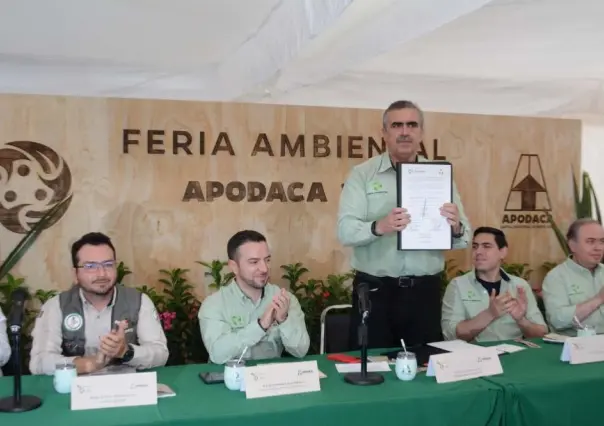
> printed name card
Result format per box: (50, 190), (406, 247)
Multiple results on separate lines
(71, 372), (158, 410)
(244, 360), (321, 399)
(426, 347), (503, 384)
(561, 335), (604, 364)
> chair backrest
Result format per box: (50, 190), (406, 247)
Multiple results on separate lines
(320, 304), (352, 355)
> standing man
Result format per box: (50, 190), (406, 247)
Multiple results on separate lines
(199, 230), (310, 364)
(442, 227), (547, 342)
(29, 232), (169, 375)
(337, 100), (471, 350)
(542, 218), (604, 335)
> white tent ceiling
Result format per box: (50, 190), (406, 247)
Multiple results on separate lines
(1, 0), (604, 122)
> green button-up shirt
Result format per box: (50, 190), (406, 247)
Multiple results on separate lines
(542, 257), (604, 336)
(337, 153), (471, 277)
(442, 270), (547, 342)
(198, 281), (310, 364)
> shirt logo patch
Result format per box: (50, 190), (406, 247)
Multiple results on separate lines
(569, 283), (583, 295)
(367, 180), (386, 194)
(231, 315), (244, 327)
(64, 313), (83, 331)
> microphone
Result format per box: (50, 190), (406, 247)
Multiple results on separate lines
(8, 288), (28, 333)
(357, 282), (371, 317)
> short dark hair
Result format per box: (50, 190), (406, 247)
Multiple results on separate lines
(71, 232), (116, 267)
(566, 218), (601, 241)
(227, 230), (267, 260)
(382, 100), (424, 129)
(473, 226), (508, 249)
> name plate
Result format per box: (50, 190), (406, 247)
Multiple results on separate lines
(71, 372), (158, 410)
(244, 360), (321, 399)
(561, 335), (604, 364)
(426, 347), (503, 384)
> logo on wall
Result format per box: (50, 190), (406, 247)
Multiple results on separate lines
(0, 141), (73, 234)
(501, 154), (552, 228)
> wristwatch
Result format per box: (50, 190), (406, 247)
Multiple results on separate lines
(371, 221), (381, 236)
(453, 223), (464, 238)
(119, 344), (135, 363)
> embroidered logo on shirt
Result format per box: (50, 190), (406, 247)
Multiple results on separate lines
(569, 283), (583, 295)
(231, 315), (244, 327)
(64, 313), (83, 331)
(367, 181), (386, 194)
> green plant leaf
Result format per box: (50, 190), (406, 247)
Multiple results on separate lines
(0, 194), (72, 281)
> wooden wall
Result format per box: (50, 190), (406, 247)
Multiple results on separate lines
(0, 94), (581, 296)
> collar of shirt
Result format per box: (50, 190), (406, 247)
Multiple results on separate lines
(228, 279), (266, 305)
(474, 269), (509, 295)
(377, 151), (425, 174)
(565, 256), (604, 276)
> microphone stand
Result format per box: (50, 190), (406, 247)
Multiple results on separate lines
(0, 325), (43, 413)
(344, 310), (385, 386)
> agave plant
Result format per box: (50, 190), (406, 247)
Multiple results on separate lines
(0, 194), (73, 284)
(550, 170), (601, 257)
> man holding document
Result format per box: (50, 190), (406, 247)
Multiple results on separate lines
(337, 100), (471, 350)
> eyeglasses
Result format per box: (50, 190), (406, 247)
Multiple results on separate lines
(76, 261), (117, 271)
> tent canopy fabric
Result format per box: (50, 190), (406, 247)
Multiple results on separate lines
(1, 0), (603, 122)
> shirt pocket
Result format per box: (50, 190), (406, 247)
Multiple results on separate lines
(569, 291), (590, 305)
(366, 190), (393, 221)
(462, 299), (487, 318)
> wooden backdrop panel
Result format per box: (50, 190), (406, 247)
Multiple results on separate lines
(0, 94), (581, 296)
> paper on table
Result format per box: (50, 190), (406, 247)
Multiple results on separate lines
(493, 343), (525, 354)
(397, 162), (452, 251)
(157, 383), (176, 398)
(543, 333), (568, 343)
(428, 339), (483, 352)
(335, 361), (391, 373)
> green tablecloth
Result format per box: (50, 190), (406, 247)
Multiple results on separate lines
(481, 339), (604, 426)
(0, 353), (504, 426)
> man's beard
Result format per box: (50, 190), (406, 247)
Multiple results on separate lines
(81, 280), (115, 297)
(241, 275), (267, 290)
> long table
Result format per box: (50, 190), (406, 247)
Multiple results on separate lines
(481, 339), (604, 426)
(0, 352), (504, 426)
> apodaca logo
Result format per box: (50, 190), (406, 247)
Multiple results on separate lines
(0, 141), (72, 234)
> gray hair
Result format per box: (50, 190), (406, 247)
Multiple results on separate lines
(566, 218), (601, 241)
(382, 100), (424, 130)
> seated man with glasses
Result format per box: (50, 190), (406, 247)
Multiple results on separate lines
(29, 232), (169, 375)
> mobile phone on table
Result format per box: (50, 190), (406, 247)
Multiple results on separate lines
(199, 372), (224, 384)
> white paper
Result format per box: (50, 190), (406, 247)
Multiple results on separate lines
(244, 360), (321, 399)
(71, 372), (157, 410)
(335, 361), (392, 373)
(561, 335), (604, 364)
(398, 162), (452, 250)
(428, 339), (483, 352)
(157, 383), (176, 398)
(543, 333), (568, 344)
(426, 347), (503, 384)
(493, 343), (525, 354)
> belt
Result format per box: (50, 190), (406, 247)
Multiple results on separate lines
(357, 271), (441, 288)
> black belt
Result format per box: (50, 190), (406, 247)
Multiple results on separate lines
(356, 271), (441, 288)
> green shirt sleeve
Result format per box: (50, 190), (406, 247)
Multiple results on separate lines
(541, 269), (575, 332)
(277, 293), (310, 358)
(452, 181), (471, 249)
(441, 278), (466, 340)
(337, 167), (380, 247)
(198, 296), (267, 365)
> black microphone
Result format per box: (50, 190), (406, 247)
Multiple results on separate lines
(357, 282), (371, 316)
(8, 288), (28, 332)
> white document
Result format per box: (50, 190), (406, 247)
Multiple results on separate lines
(561, 335), (604, 364)
(493, 343), (525, 354)
(71, 372), (158, 410)
(428, 339), (483, 352)
(335, 361), (392, 373)
(426, 347), (503, 384)
(397, 162), (453, 250)
(244, 360), (321, 399)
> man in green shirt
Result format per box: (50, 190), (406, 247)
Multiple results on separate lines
(542, 218), (604, 335)
(337, 100), (471, 350)
(442, 227), (547, 342)
(198, 230), (310, 364)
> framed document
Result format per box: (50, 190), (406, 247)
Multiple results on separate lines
(396, 161), (453, 251)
